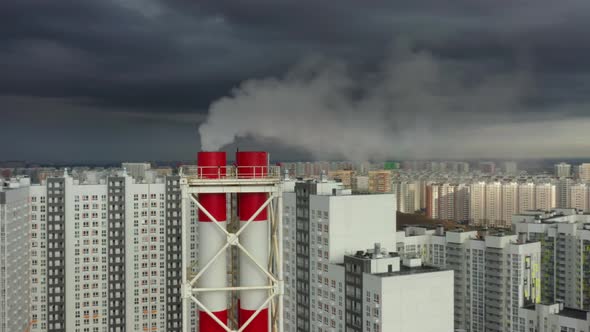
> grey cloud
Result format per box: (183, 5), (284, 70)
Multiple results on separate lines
(2, 0), (590, 161)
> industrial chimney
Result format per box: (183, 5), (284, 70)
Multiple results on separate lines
(236, 151), (270, 332)
(197, 152), (228, 332)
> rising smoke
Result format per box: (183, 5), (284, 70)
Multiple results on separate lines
(198, 46), (589, 160)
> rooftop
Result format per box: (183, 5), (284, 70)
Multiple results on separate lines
(558, 308), (589, 320)
(521, 304), (589, 321)
(349, 250), (399, 260)
(373, 265), (446, 278)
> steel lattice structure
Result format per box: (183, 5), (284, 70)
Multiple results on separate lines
(180, 164), (284, 332)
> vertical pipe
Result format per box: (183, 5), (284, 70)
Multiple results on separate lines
(197, 152), (228, 332)
(182, 185), (189, 332)
(277, 190), (284, 332)
(237, 151), (270, 332)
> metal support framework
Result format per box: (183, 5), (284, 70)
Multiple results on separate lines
(180, 171), (283, 332)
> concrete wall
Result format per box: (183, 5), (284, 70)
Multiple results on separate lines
(364, 269), (454, 332)
(312, 194), (396, 264)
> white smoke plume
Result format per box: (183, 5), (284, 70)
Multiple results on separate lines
(198, 46), (590, 160)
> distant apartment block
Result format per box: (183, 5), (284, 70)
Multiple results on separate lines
(555, 162), (572, 178)
(327, 170), (355, 189)
(367, 170), (392, 193)
(423, 180), (557, 228)
(579, 164), (590, 182)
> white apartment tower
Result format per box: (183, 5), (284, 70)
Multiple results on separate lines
(518, 182), (536, 214)
(348, 252), (453, 332)
(25, 171), (192, 332)
(469, 182), (486, 227)
(557, 177), (574, 208)
(426, 183), (440, 219)
(392, 181), (420, 214)
(30, 184), (48, 331)
(438, 183), (456, 221)
(283, 180), (454, 332)
(485, 182), (502, 227)
(579, 164), (590, 182)
(64, 177), (109, 332)
(569, 183), (589, 212)
(555, 162), (572, 178)
(534, 182), (557, 211)
(501, 182), (518, 228)
(454, 184), (470, 223)
(482, 235), (541, 332)
(1, 178), (31, 332)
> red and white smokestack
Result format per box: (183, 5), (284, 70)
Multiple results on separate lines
(237, 151), (270, 332)
(197, 152), (228, 332)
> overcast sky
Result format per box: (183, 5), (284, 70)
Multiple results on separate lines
(2, 0), (590, 162)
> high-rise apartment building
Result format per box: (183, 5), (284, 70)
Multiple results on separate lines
(351, 175), (369, 192)
(426, 183), (440, 219)
(367, 170), (392, 193)
(438, 183), (456, 221)
(513, 209), (590, 310)
(29, 182), (47, 331)
(454, 184), (470, 222)
(518, 182), (536, 214)
(426, 183), (456, 221)
(469, 182), (486, 226)
(283, 180), (454, 332)
(345, 251), (453, 332)
(24, 171), (197, 332)
(555, 162), (572, 178)
(421, 180), (561, 228)
(392, 181), (420, 214)
(569, 183), (588, 212)
(535, 182), (557, 211)
(579, 164), (590, 182)
(501, 182), (518, 228)
(1, 178), (31, 332)
(557, 177), (574, 208)
(327, 170), (354, 189)
(398, 227), (542, 332)
(485, 181), (502, 227)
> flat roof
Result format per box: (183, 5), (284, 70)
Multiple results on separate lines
(373, 265), (447, 278)
(522, 304), (589, 320)
(558, 308), (588, 320)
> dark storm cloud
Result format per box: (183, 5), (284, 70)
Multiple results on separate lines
(0, 0), (281, 111)
(2, 0), (590, 160)
(3, 0), (590, 110)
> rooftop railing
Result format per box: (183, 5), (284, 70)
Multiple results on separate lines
(180, 165), (282, 180)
